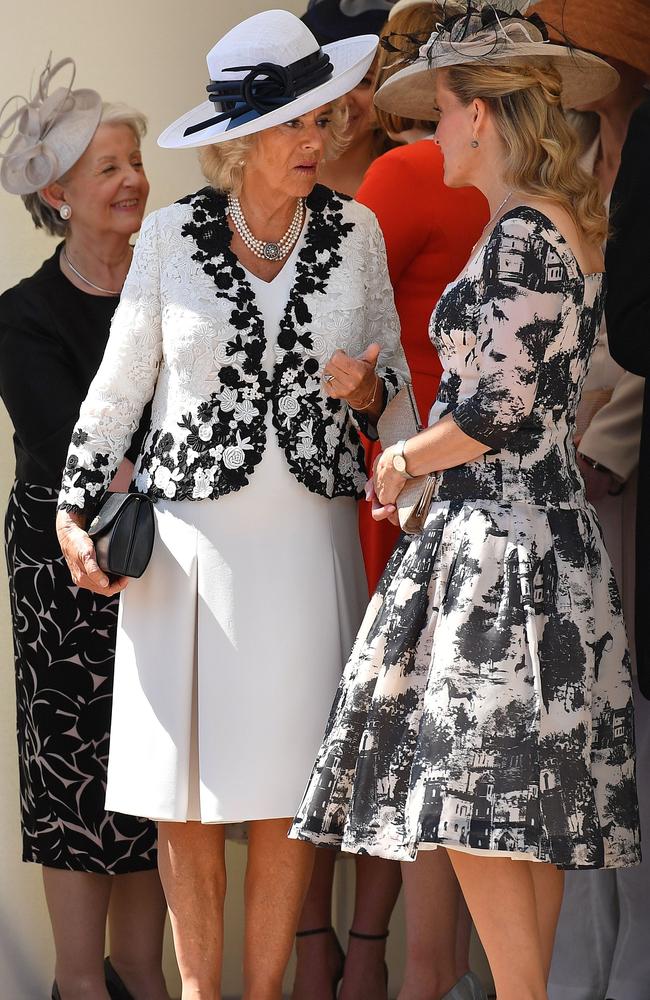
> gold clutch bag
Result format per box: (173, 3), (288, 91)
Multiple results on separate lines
(377, 384), (437, 535)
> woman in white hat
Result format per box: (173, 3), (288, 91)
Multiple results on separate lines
(55, 10), (409, 997)
(291, 3), (641, 998)
(0, 57), (168, 1000)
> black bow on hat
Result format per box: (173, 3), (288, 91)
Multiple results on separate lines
(184, 48), (334, 138)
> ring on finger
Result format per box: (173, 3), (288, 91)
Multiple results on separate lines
(323, 373), (336, 384)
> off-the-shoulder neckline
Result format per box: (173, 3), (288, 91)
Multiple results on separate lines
(494, 206), (605, 280)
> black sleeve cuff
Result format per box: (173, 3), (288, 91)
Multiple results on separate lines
(452, 400), (511, 451)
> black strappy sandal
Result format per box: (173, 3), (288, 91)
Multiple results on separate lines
(348, 928), (390, 988)
(295, 925), (345, 999)
(104, 958), (135, 1000)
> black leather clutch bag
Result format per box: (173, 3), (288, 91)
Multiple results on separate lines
(88, 492), (155, 578)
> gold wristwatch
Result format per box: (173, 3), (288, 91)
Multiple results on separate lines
(392, 440), (416, 480)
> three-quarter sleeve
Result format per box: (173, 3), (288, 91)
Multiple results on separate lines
(351, 212), (410, 438)
(57, 212), (163, 514)
(452, 233), (565, 451)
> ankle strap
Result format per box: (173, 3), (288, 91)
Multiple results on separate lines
(349, 929), (389, 940)
(296, 925), (334, 938)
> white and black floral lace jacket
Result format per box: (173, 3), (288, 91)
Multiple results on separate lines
(57, 185), (408, 515)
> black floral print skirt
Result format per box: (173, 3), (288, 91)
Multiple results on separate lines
(5, 481), (157, 872)
(291, 500), (641, 870)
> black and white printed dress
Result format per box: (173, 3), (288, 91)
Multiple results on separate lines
(290, 208), (641, 870)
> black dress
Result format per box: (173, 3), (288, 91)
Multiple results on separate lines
(606, 97), (650, 699)
(0, 246), (157, 872)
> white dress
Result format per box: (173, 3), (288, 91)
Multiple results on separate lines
(105, 227), (368, 823)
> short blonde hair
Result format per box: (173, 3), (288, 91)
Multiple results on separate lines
(443, 62), (608, 245)
(198, 100), (349, 194)
(23, 102), (148, 238)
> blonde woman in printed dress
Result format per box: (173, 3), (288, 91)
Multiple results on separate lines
(291, 5), (641, 1000)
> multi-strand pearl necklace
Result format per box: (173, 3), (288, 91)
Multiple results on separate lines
(227, 194), (305, 261)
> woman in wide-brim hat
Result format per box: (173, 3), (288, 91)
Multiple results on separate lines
(291, 2), (641, 998)
(530, 3), (650, 998)
(56, 9), (409, 997)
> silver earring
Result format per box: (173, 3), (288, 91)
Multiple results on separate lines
(59, 203), (72, 220)
(239, 159), (246, 166)
(470, 139), (480, 148)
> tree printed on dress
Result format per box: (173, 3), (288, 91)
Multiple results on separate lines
(290, 208), (639, 871)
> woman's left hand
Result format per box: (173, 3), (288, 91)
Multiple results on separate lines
(374, 447), (407, 507)
(322, 343), (381, 409)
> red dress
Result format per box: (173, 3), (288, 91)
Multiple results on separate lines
(356, 139), (489, 592)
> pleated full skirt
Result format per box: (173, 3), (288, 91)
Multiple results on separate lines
(105, 452), (367, 824)
(290, 499), (641, 869)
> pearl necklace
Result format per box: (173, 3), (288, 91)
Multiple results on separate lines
(227, 195), (305, 261)
(62, 244), (125, 295)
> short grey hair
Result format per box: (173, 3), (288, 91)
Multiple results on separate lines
(198, 100), (349, 195)
(22, 102), (148, 237)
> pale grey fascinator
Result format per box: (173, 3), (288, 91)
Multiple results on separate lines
(374, 0), (620, 119)
(0, 55), (102, 196)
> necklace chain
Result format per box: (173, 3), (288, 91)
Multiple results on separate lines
(483, 190), (514, 233)
(471, 190), (514, 257)
(62, 245), (125, 295)
(227, 195), (305, 261)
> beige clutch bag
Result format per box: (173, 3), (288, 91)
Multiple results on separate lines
(377, 384), (437, 535)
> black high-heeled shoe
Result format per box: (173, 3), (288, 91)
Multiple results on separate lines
(348, 928), (390, 988)
(295, 925), (345, 999)
(104, 958), (135, 1000)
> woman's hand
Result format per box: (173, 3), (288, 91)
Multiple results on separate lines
(56, 509), (128, 596)
(374, 447), (407, 508)
(365, 476), (399, 526)
(322, 342), (381, 412)
(576, 452), (622, 502)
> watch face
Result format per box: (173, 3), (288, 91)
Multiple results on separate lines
(393, 453), (407, 474)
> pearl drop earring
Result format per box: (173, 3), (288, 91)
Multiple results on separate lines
(59, 203), (72, 220)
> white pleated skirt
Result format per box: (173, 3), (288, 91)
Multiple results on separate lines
(105, 445), (368, 824)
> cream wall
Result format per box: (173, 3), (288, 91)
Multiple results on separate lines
(0, 3), (491, 997)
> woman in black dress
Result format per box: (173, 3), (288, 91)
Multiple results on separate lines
(0, 58), (168, 1000)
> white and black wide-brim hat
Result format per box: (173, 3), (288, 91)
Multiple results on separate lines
(374, 0), (619, 120)
(158, 9), (378, 149)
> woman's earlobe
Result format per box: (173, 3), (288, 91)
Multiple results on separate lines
(39, 183), (66, 212)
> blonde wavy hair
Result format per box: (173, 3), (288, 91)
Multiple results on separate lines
(199, 100), (349, 195)
(443, 61), (608, 244)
